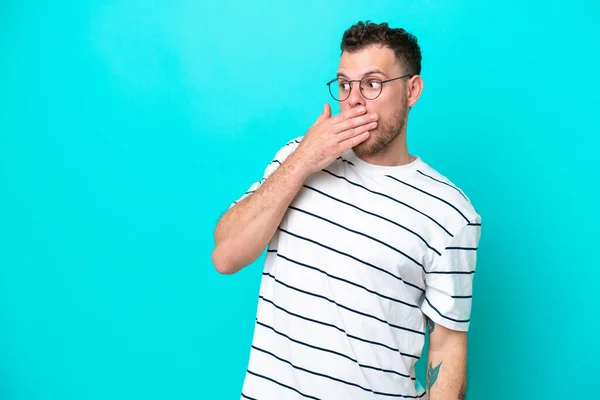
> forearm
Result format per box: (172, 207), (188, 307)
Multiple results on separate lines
(425, 320), (468, 400)
(212, 155), (308, 274)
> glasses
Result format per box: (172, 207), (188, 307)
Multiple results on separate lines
(326, 74), (414, 101)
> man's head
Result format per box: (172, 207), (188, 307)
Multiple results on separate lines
(336, 21), (423, 157)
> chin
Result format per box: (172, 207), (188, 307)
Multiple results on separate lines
(353, 134), (376, 156)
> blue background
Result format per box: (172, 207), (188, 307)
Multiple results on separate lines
(1, 1), (598, 399)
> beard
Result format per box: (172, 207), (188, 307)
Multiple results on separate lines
(353, 98), (408, 157)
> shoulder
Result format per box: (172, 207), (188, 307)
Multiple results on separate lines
(412, 160), (481, 225)
(283, 135), (304, 150)
(272, 135), (304, 160)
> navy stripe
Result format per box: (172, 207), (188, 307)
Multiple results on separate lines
(289, 206), (423, 269)
(424, 297), (470, 323)
(266, 249), (278, 253)
(337, 156), (355, 166)
(263, 272), (424, 336)
(416, 169), (469, 202)
(269, 159), (282, 166)
(446, 246), (478, 250)
(256, 320), (413, 379)
(276, 252), (419, 309)
(279, 228), (424, 293)
(468, 222), (481, 226)
(427, 270), (474, 275)
(246, 369), (320, 400)
(284, 139), (302, 147)
(303, 185), (441, 256)
(241, 393), (258, 400)
(252, 345), (421, 398)
(231, 176), (263, 206)
(451, 294), (472, 299)
(322, 169), (453, 236)
(385, 175), (470, 223)
(259, 296), (421, 359)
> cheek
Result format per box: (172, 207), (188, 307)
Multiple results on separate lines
(381, 103), (404, 122)
(368, 98), (393, 116)
(374, 107), (394, 126)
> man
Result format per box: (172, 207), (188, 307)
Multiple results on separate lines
(213, 21), (481, 400)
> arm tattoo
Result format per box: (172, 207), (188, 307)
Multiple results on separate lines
(426, 361), (442, 399)
(458, 380), (467, 399)
(427, 317), (435, 333)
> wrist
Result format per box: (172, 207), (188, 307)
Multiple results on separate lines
(285, 154), (312, 183)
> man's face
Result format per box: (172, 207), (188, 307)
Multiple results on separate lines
(337, 44), (410, 157)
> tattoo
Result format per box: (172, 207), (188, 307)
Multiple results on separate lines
(427, 317), (435, 333)
(458, 380), (467, 399)
(426, 361), (442, 398)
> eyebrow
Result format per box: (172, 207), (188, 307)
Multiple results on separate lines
(337, 69), (389, 79)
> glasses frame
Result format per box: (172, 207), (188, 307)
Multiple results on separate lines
(326, 73), (414, 101)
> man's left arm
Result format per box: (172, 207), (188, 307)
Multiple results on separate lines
(419, 218), (482, 400)
(424, 317), (468, 400)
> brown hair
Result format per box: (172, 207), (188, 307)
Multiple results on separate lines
(341, 21), (422, 76)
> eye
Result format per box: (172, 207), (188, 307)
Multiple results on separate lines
(338, 80), (350, 90)
(366, 80), (382, 89)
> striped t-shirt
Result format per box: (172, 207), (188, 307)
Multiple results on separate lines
(231, 136), (482, 400)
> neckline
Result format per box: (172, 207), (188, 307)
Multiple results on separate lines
(342, 148), (424, 176)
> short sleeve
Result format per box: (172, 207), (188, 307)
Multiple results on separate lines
(228, 136), (303, 210)
(420, 219), (482, 331)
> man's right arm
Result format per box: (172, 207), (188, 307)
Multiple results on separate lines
(211, 154), (309, 274)
(211, 103), (377, 274)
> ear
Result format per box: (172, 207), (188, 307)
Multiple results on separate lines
(407, 75), (424, 108)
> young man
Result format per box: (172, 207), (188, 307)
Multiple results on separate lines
(213, 21), (480, 400)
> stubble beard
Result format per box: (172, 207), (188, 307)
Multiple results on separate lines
(353, 100), (408, 158)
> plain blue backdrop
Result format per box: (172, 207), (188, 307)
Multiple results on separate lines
(1, 1), (599, 399)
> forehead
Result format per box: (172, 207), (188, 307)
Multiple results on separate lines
(338, 44), (399, 77)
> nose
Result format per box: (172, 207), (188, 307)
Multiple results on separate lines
(346, 81), (367, 108)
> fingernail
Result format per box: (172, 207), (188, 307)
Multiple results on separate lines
(358, 107), (365, 113)
(370, 113), (378, 120)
